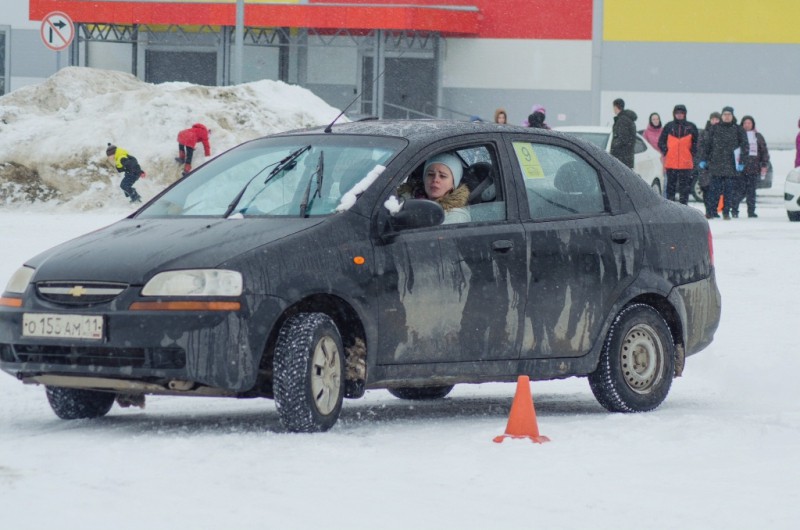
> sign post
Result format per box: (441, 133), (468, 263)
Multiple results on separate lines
(40, 11), (75, 52)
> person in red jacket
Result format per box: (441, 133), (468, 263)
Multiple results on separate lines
(658, 104), (698, 204)
(176, 123), (211, 176)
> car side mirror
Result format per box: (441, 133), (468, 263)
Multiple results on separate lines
(389, 199), (445, 231)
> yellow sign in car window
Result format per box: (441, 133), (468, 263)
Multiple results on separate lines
(513, 142), (545, 179)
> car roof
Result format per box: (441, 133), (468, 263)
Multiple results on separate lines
(279, 118), (549, 143)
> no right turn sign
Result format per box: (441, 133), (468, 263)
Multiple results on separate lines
(40, 11), (75, 52)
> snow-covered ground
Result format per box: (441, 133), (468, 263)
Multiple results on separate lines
(1, 70), (799, 529)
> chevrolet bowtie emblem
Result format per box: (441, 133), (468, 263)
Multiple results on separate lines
(68, 285), (87, 297)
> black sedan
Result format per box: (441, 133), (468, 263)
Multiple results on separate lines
(0, 120), (721, 432)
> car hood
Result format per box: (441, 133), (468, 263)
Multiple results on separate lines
(27, 217), (325, 283)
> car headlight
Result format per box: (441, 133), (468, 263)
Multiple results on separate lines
(141, 270), (243, 297)
(5, 266), (35, 294)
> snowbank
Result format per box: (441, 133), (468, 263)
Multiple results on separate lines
(0, 67), (343, 210)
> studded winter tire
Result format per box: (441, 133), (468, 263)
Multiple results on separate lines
(588, 304), (675, 413)
(387, 385), (454, 400)
(273, 313), (345, 433)
(45, 386), (116, 420)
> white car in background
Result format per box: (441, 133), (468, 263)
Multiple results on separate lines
(555, 126), (664, 195)
(785, 167), (800, 222)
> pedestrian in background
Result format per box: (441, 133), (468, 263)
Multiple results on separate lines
(642, 112), (662, 151)
(610, 98), (637, 169)
(795, 117), (800, 168)
(699, 106), (749, 220)
(527, 110), (549, 129)
(106, 143), (144, 203)
(658, 104), (698, 204)
(494, 108), (508, 124)
(735, 115), (769, 218)
(522, 104), (549, 128)
(697, 111), (721, 218)
(177, 123), (212, 176)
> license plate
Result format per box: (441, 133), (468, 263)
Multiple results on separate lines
(22, 313), (104, 340)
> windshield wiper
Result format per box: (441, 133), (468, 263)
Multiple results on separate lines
(223, 145), (311, 218)
(299, 151), (324, 218)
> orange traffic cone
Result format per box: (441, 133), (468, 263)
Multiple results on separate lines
(493, 375), (550, 444)
(717, 194), (724, 213)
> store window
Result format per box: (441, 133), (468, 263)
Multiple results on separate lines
(0, 26), (8, 95)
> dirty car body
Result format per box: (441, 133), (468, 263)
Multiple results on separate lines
(0, 120), (721, 431)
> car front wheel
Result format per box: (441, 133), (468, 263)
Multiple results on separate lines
(273, 313), (345, 432)
(45, 386), (116, 419)
(387, 385), (454, 400)
(588, 304), (674, 412)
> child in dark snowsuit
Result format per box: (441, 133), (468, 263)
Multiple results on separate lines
(106, 143), (144, 203)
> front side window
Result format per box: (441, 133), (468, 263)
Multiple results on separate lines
(512, 142), (606, 220)
(393, 143), (505, 225)
(138, 136), (403, 218)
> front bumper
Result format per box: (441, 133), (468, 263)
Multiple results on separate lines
(0, 290), (285, 393)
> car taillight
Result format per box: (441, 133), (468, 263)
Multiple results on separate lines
(708, 230), (714, 267)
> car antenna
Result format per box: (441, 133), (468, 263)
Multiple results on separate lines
(324, 67), (387, 134)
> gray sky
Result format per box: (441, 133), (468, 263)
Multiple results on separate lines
(2, 2), (40, 29)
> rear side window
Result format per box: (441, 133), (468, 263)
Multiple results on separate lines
(512, 142), (605, 220)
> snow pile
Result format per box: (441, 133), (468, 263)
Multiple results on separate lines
(0, 67), (344, 210)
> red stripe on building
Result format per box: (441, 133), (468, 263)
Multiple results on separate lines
(311, 0), (594, 40)
(29, 0), (592, 40)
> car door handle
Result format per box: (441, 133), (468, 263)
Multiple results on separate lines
(611, 231), (630, 244)
(492, 240), (514, 253)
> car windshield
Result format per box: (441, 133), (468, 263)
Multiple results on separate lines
(138, 135), (404, 218)
(565, 132), (610, 150)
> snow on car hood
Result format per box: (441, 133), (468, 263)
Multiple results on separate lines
(26, 217), (325, 284)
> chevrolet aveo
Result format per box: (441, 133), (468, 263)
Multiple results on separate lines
(0, 120), (721, 432)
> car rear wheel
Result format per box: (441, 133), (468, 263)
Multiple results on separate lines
(387, 385), (454, 400)
(45, 386), (116, 419)
(273, 313), (345, 432)
(788, 211), (800, 222)
(588, 304), (674, 412)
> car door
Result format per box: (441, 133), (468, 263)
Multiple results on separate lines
(505, 136), (643, 359)
(633, 134), (663, 188)
(372, 140), (528, 365)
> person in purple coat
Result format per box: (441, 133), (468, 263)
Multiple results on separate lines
(795, 117), (800, 168)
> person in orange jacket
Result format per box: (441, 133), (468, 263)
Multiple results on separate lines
(176, 123), (211, 176)
(658, 104), (698, 204)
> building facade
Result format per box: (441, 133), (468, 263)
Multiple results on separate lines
(4, 0), (800, 143)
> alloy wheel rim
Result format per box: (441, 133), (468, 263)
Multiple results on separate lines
(310, 336), (341, 415)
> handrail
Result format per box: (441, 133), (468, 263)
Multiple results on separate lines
(422, 102), (473, 120)
(382, 101), (437, 119)
(382, 100), (474, 120)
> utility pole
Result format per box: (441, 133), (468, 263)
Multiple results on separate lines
(234, 0), (244, 84)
